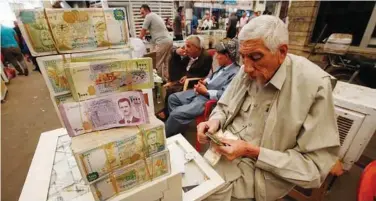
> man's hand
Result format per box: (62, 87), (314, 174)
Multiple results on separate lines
(163, 82), (174, 88)
(176, 47), (186, 56)
(197, 120), (220, 144)
(198, 79), (207, 85)
(213, 139), (260, 161)
(194, 83), (208, 96)
(330, 160), (344, 176)
(179, 76), (187, 84)
(139, 29), (147, 40)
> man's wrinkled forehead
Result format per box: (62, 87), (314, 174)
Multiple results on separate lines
(239, 38), (266, 54)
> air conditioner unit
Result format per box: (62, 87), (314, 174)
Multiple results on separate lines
(333, 81), (376, 171)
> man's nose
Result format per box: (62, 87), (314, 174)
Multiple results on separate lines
(244, 63), (255, 74)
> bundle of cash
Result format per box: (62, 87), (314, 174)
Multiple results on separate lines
(89, 150), (170, 201)
(204, 130), (239, 166)
(71, 116), (166, 184)
(36, 49), (132, 95)
(45, 8), (129, 53)
(59, 91), (149, 136)
(65, 58), (153, 101)
(17, 9), (56, 56)
(17, 8), (129, 55)
(102, 8), (129, 47)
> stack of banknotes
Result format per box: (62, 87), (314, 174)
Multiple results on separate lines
(90, 150), (170, 201)
(17, 7), (129, 56)
(70, 117), (170, 201)
(36, 48), (133, 97)
(71, 116), (166, 183)
(65, 57), (153, 101)
(25, 8), (172, 199)
(59, 91), (150, 137)
(204, 130), (239, 166)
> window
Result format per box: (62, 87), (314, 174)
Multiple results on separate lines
(311, 1), (376, 48)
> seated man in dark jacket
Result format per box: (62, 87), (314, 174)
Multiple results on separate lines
(165, 39), (239, 137)
(158, 35), (212, 120)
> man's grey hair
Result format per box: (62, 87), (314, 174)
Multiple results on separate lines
(238, 15), (289, 53)
(186, 35), (205, 49)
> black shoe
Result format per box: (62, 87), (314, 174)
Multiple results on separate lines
(24, 69), (29, 76)
(18, 72), (24, 76)
(155, 111), (167, 122)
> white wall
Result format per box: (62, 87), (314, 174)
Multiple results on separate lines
(254, 0), (266, 12)
(0, 1), (17, 27)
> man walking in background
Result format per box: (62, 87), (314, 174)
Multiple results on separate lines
(226, 12), (238, 39)
(139, 4), (173, 81)
(1, 24), (29, 76)
(173, 6), (185, 41)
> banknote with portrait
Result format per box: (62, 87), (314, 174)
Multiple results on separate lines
(59, 91), (149, 136)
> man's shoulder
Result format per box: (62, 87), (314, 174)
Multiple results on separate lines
(1, 27), (13, 35)
(226, 63), (240, 74)
(146, 13), (156, 20)
(289, 54), (330, 79)
(288, 53), (332, 88)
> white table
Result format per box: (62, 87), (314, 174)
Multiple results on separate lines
(19, 129), (224, 201)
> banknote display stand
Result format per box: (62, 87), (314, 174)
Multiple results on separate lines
(36, 49), (155, 126)
(19, 129), (225, 201)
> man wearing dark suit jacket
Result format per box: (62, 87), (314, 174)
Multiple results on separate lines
(165, 39), (240, 137)
(158, 35), (213, 120)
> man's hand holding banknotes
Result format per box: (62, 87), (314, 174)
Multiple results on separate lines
(197, 119), (260, 161)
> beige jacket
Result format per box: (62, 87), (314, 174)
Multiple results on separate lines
(210, 54), (340, 201)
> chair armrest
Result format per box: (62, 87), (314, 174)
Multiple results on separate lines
(203, 100), (217, 120)
(183, 77), (202, 91)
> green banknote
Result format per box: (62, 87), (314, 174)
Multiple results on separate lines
(90, 150), (170, 201)
(74, 124), (165, 183)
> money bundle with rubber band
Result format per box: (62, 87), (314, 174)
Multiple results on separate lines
(65, 57), (153, 101)
(89, 150), (170, 201)
(71, 116), (166, 184)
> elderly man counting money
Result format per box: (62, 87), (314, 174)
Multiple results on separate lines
(197, 16), (340, 201)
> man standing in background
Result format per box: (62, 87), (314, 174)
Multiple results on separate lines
(139, 4), (173, 81)
(173, 6), (185, 41)
(201, 11), (213, 30)
(239, 11), (249, 30)
(226, 12), (238, 39)
(191, 14), (199, 34)
(1, 24), (29, 76)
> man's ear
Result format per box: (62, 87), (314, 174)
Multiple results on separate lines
(278, 44), (288, 64)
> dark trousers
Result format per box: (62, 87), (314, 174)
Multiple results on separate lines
(226, 27), (237, 39)
(2, 47), (26, 73)
(174, 35), (183, 41)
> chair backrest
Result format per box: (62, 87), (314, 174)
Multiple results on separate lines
(207, 49), (217, 75)
(207, 49), (216, 57)
(357, 161), (376, 201)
